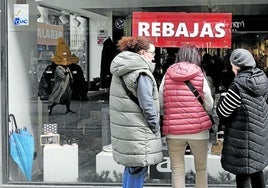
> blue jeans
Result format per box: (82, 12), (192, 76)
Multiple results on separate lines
(122, 166), (148, 188)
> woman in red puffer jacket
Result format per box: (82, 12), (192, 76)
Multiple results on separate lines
(159, 45), (214, 188)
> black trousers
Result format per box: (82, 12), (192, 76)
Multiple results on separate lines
(236, 171), (265, 188)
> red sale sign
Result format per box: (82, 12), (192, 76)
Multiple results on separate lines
(132, 12), (232, 48)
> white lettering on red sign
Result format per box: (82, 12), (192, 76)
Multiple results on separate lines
(138, 22), (226, 38)
(132, 12), (232, 48)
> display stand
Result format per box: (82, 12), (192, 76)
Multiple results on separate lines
(43, 144), (78, 182)
(96, 151), (234, 181)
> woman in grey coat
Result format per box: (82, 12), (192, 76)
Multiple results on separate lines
(109, 36), (163, 187)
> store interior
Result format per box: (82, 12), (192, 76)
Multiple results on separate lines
(6, 0), (268, 186)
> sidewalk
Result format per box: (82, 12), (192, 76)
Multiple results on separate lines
(1, 185), (235, 188)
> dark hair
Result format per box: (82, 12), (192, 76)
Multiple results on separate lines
(117, 36), (153, 53)
(175, 45), (201, 67)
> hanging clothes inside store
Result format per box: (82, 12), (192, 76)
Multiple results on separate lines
(38, 62), (57, 100)
(38, 62), (88, 101)
(100, 37), (117, 88)
(69, 63), (88, 100)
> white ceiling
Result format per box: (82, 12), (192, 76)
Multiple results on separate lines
(37, 0), (268, 17)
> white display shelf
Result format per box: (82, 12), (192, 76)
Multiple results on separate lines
(43, 144), (78, 182)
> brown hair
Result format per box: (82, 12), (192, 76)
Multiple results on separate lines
(117, 36), (153, 53)
(175, 45), (201, 67)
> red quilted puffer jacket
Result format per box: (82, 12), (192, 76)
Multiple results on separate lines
(162, 61), (211, 135)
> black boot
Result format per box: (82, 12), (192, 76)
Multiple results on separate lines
(48, 102), (57, 115)
(65, 103), (75, 114)
(48, 105), (52, 115)
(65, 109), (76, 114)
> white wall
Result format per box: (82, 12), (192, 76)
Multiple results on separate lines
(89, 16), (113, 81)
(8, 0), (40, 181)
(8, 0), (38, 131)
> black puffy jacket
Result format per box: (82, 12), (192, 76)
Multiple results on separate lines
(38, 62), (88, 101)
(221, 68), (268, 174)
(38, 63), (57, 100)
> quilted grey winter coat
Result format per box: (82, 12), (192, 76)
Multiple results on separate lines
(109, 51), (163, 167)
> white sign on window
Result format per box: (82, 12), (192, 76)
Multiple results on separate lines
(14, 4), (29, 26)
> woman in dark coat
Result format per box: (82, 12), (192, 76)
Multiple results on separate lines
(217, 48), (268, 188)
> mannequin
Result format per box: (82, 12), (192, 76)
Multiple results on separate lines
(48, 37), (79, 115)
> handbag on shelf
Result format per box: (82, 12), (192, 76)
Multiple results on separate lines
(184, 80), (216, 133)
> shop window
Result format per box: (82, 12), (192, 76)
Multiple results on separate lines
(5, 1), (268, 187)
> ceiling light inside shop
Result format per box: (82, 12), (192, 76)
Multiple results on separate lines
(73, 15), (81, 27)
(59, 11), (69, 26)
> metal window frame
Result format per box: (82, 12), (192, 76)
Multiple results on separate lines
(0, 0), (9, 184)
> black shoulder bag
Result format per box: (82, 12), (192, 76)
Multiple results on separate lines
(184, 80), (215, 133)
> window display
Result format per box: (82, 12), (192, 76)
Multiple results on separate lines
(2, 0), (268, 187)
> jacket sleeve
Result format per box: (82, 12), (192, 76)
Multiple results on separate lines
(203, 77), (214, 112)
(217, 84), (241, 118)
(137, 74), (160, 133)
(159, 75), (165, 115)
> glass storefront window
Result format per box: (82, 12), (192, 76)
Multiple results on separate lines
(2, 0), (268, 187)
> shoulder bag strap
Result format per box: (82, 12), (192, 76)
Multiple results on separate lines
(184, 80), (203, 105)
(119, 76), (140, 107)
(185, 80), (215, 130)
